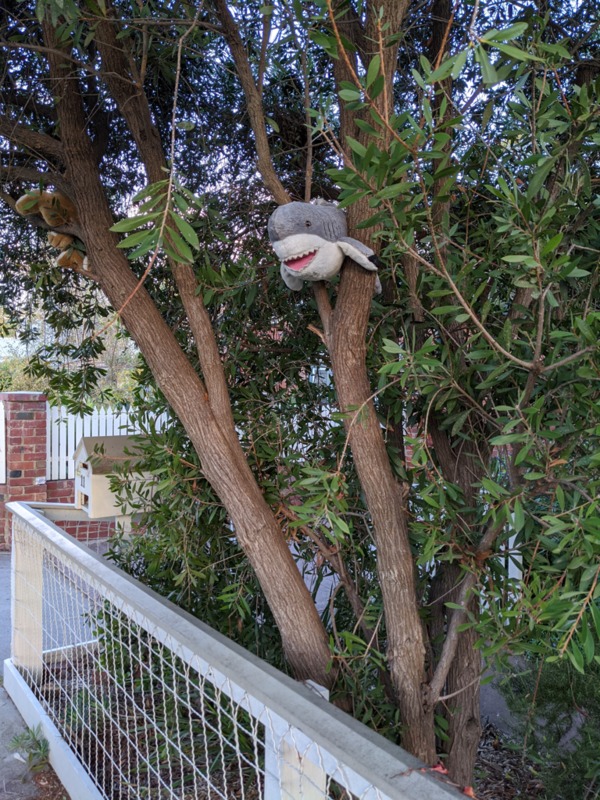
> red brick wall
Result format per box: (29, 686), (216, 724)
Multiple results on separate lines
(47, 479), (75, 504)
(0, 392), (48, 549)
(57, 519), (116, 541)
(0, 392), (114, 550)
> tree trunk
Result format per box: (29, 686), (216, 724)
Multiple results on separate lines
(430, 563), (481, 784)
(427, 417), (486, 783)
(43, 22), (333, 689)
(313, 1), (437, 763)
(315, 266), (436, 762)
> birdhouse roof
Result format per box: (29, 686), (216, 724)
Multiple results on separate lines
(74, 436), (145, 474)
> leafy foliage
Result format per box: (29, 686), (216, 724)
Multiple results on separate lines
(0, 0), (598, 783)
(502, 658), (600, 800)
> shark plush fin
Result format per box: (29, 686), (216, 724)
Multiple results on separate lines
(338, 237), (378, 271)
(280, 263), (304, 291)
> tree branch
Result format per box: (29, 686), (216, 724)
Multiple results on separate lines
(427, 521), (503, 705)
(542, 345), (596, 374)
(172, 262), (236, 435)
(210, 0), (290, 205)
(94, 6), (236, 435)
(0, 117), (64, 164)
(0, 164), (72, 194)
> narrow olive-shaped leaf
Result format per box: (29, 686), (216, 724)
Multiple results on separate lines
(110, 212), (161, 233)
(164, 229), (194, 263)
(127, 230), (160, 260)
(169, 212), (200, 249)
(482, 22), (529, 41)
(427, 58), (456, 84)
(116, 229), (155, 249)
(475, 45), (499, 85)
(495, 42), (542, 61)
(346, 136), (367, 157)
(365, 54), (381, 88)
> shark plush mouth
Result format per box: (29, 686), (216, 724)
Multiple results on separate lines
(284, 249), (318, 271)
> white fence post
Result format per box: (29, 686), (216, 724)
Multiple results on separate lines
(264, 682), (329, 800)
(264, 713), (328, 800)
(11, 527), (44, 674)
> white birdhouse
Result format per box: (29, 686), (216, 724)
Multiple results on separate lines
(74, 436), (148, 519)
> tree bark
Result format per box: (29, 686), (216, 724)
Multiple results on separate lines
(317, 267), (436, 762)
(427, 417), (486, 785)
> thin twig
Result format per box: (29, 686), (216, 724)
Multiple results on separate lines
(559, 564), (600, 656)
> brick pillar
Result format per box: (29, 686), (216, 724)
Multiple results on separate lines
(0, 392), (48, 549)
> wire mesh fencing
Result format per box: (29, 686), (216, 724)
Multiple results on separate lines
(7, 502), (460, 800)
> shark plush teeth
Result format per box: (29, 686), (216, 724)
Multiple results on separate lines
(285, 249), (318, 271)
(268, 201), (380, 292)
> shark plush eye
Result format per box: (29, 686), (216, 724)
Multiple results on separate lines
(305, 220), (312, 227)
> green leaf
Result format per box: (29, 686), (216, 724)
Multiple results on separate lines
(580, 624), (595, 665)
(427, 58), (455, 84)
(346, 136), (367, 158)
(116, 229), (154, 250)
(482, 98), (494, 130)
(451, 410), (470, 437)
(110, 213), (161, 233)
(339, 88), (361, 102)
(430, 305), (462, 315)
(481, 23), (529, 42)
(354, 119), (379, 136)
(382, 338), (404, 354)
(566, 643), (585, 674)
(127, 230), (160, 259)
(491, 433), (528, 445)
(541, 233), (563, 256)
(375, 183), (409, 199)
(565, 267), (591, 278)
(365, 54), (381, 89)
(502, 254), (538, 267)
(527, 156), (556, 198)
(169, 212), (200, 249)
(451, 48), (469, 78)
(513, 498), (525, 532)
(369, 74), (385, 100)
(475, 45), (499, 85)
(309, 29), (338, 58)
(494, 42), (541, 62)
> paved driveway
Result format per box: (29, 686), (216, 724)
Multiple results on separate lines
(0, 552), (42, 799)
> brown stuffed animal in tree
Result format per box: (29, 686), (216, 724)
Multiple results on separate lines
(16, 189), (87, 271)
(15, 189), (77, 226)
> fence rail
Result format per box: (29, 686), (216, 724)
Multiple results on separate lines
(5, 502), (460, 800)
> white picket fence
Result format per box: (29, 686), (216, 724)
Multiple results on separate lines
(46, 404), (162, 481)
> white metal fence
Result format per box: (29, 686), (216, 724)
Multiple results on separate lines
(46, 404), (164, 481)
(5, 502), (461, 800)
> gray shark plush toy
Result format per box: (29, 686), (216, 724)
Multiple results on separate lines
(268, 201), (380, 291)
